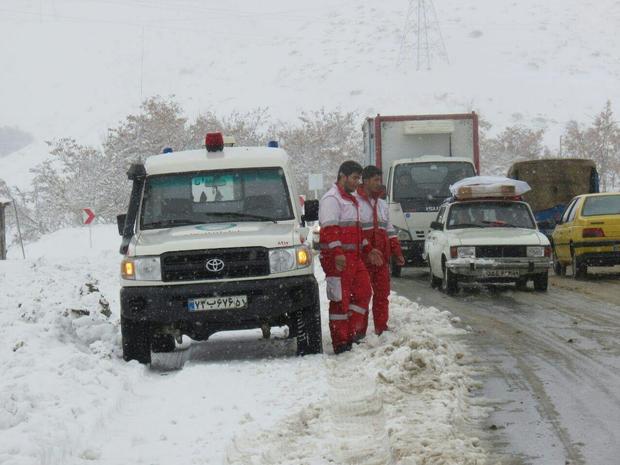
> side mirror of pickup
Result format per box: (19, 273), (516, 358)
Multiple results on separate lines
(117, 214), (127, 236)
(430, 221), (443, 231)
(302, 200), (319, 225)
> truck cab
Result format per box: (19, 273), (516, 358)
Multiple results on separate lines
(387, 156), (477, 272)
(117, 134), (322, 363)
(363, 113), (480, 276)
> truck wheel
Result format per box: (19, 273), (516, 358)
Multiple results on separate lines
(151, 333), (175, 353)
(295, 302), (323, 356)
(391, 262), (402, 278)
(533, 271), (549, 291)
(442, 262), (458, 296)
(121, 317), (151, 364)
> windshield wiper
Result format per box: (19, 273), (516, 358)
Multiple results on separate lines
(451, 223), (481, 229)
(142, 219), (202, 229)
(481, 220), (519, 228)
(206, 212), (277, 223)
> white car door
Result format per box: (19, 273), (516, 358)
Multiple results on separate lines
(427, 206), (447, 276)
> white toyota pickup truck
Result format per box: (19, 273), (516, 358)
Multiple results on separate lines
(117, 133), (322, 363)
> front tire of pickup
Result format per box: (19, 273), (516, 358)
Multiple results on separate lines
(121, 317), (151, 364)
(533, 271), (549, 291)
(442, 259), (458, 296)
(151, 333), (175, 353)
(295, 302), (323, 356)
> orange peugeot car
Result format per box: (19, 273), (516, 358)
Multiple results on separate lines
(552, 193), (620, 277)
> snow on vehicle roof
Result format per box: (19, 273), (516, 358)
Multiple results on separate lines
(144, 147), (290, 175)
(393, 156), (474, 165)
(450, 176), (531, 199)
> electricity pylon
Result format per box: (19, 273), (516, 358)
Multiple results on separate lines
(398, 0), (449, 71)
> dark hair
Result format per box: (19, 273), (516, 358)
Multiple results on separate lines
(337, 160), (363, 180)
(362, 165), (382, 181)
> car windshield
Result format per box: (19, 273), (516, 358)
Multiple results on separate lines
(140, 167), (293, 230)
(581, 195), (620, 216)
(447, 201), (536, 230)
(393, 162), (475, 209)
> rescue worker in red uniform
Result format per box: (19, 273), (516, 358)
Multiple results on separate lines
(356, 165), (405, 336)
(319, 161), (384, 353)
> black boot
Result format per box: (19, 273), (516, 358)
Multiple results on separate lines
(333, 342), (352, 354)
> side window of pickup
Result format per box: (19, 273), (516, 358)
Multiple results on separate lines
(436, 206), (446, 225)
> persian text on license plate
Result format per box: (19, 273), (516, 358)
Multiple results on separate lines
(482, 270), (519, 278)
(188, 295), (247, 311)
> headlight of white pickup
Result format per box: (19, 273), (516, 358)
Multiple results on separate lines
(395, 226), (412, 242)
(121, 256), (161, 281)
(527, 246), (545, 258)
(269, 245), (312, 273)
(455, 246), (476, 258)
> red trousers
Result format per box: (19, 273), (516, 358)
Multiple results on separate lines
(320, 254), (372, 350)
(362, 263), (391, 335)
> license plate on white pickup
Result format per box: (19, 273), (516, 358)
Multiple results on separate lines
(188, 295), (247, 311)
(482, 270), (520, 278)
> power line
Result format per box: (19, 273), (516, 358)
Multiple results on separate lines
(398, 0), (449, 71)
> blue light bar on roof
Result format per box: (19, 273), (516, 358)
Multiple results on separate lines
(162, 147), (173, 154)
(267, 140), (279, 148)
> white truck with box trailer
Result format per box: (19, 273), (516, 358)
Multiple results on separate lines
(363, 113), (480, 276)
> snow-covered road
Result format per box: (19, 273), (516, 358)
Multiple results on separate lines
(393, 268), (620, 465)
(0, 226), (488, 465)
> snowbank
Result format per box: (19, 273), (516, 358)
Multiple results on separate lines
(225, 269), (489, 465)
(0, 227), (489, 464)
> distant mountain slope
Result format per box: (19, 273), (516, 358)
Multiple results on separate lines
(1, 0), (619, 189)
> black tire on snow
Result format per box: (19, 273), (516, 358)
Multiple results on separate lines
(552, 251), (566, 276)
(516, 277), (529, 290)
(571, 251), (587, 279)
(391, 262), (402, 278)
(442, 261), (458, 295)
(533, 271), (549, 291)
(428, 264), (442, 289)
(121, 317), (152, 364)
(151, 333), (175, 353)
(295, 302), (323, 356)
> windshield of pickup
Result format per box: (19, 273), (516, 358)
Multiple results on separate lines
(393, 162), (475, 211)
(446, 201), (536, 230)
(140, 167), (294, 230)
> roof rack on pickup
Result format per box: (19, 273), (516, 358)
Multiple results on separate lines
(450, 176), (531, 201)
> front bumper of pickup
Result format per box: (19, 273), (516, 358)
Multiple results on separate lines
(446, 257), (552, 282)
(120, 275), (319, 339)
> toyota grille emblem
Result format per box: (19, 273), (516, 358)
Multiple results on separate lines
(205, 258), (225, 272)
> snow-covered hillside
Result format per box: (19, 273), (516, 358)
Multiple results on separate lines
(0, 225), (489, 464)
(1, 0), (619, 188)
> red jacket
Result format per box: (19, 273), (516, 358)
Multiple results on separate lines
(355, 186), (403, 262)
(319, 184), (371, 260)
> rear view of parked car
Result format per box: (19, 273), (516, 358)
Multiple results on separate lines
(551, 193), (620, 278)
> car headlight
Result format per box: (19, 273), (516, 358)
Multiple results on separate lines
(270, 246), (312, 273)
(527, 246), (545, 258)
(395, 226), (412, 242)
(121, 256), (161, 281)
(452, 246), (476, 259)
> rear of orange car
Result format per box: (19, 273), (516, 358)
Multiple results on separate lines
(573, 193), (620, 266)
